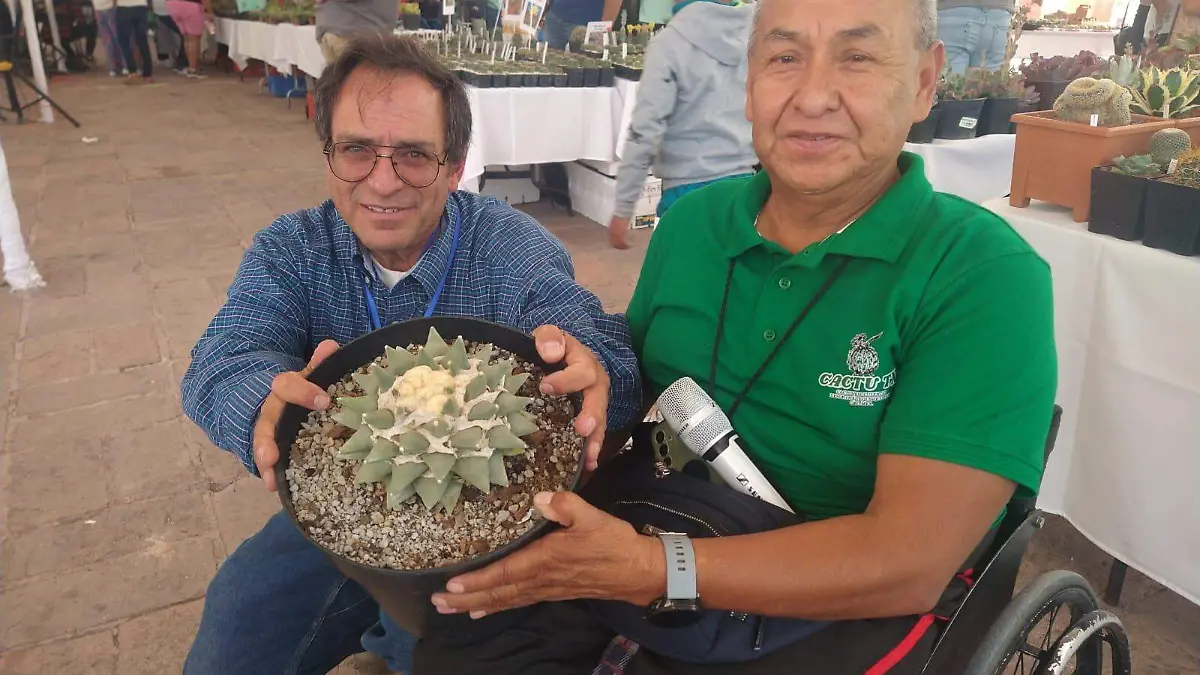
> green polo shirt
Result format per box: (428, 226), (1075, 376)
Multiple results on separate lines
(626, 153), (1056, 521)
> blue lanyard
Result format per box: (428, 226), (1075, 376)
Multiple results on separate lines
(362, 211), (462, 332)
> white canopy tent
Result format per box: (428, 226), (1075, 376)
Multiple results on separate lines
(6, 0), (59, 123)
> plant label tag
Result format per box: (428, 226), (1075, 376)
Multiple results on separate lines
(959, 116), (978, 130)
(1090, 114), (1099, 126)
(1170, 158), (1179, 175)
(622, 43), (628, 59)
(602, 48), (610, 61)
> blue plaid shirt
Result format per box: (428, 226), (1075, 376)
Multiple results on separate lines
(182, 191), (642, 474)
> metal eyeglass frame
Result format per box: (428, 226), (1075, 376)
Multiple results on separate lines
(322, 140), (448, 188)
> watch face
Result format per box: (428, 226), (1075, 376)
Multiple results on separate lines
(645, 598), (705, 628)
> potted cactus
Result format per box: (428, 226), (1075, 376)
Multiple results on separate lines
(1088, 154), (1163, 241)
(1019, 50), (1107, 111)
(1129, 66), (1200, 145)
(1010, 77), (1177, 221)
(1143, 149), (1200, 255)
(976, 67), (1026, 135)
(276, 319), (584, 640)
(400, 1), (421, 30)
(935, 71), (986, 139)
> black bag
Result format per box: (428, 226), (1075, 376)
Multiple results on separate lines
(582, 423), (831, 665)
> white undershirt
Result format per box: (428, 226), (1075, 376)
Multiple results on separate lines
(365, 254), (413, 290)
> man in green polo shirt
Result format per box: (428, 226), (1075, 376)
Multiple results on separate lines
(429, 0), (1056, 672)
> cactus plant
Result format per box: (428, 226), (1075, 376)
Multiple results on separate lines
(1129, 66), (1200, 119)
(1052, 77), (1132, 127)
(1110, 154), (1163, 177)
(1173, 149), (1200, 189)
(1105, 45), (1139, 88)
(333, 327), (539, 514)
(1149, 128), (1193, 168)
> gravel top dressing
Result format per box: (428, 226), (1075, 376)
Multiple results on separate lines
(286, 342), (582, 571)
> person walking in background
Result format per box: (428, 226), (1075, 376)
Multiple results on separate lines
(608, 0), (757, 249)
(93, 0), (126, 75)
(115, 0), (153, 82)
(166, 0), (213, 77)
(543, 0), (621, 50)
(937, 0), (1015, 74)
(314, 0), (399, 64)
(153, 0), (191, 74)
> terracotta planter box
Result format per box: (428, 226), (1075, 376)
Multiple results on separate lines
(1173, 116), (1200, 147)
(1009, 111), (1177, 222)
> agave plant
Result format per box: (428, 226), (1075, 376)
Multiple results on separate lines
(1130, 66), (1200, 118)
(333, 327), (540, 514)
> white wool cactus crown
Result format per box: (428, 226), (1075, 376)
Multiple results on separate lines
(333, 327), (539, 514)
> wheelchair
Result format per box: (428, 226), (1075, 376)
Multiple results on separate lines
(922, 405), (1133, 675)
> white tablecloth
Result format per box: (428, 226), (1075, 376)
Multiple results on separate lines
(216, 18), (323, 77)
(986, 198), (1200, 607)
(1015, 29), (1117, 60)
(904, 135), (1015, 204)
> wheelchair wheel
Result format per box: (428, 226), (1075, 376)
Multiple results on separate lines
(964, 571), (1105, 675)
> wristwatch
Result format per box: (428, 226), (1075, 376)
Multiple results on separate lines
(644, 533), (705, 628)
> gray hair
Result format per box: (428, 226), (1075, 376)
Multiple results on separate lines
(750, 0), (938, 51)
(314, 33), (472, 165)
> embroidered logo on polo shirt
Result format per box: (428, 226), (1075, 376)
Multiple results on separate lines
(818, 332), (896, 408)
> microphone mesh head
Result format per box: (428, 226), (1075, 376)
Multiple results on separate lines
(658, 378), (733, 455)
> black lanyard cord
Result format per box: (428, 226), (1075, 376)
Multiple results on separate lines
(709, 256), (852, 418)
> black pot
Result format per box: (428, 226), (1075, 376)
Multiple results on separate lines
(537, 73), (553, 87)
(978, 97), (1020, 136)
(507, 73), (523, 88)
(401, 13), (420, 30)
(583, 67), (600, 87)
(599, 67), (614, 87)
(465, 71), (489, 88)
(613, 64), (642, 82)
(553, 73), (568, 87)
(492, 73), (508, 88)
(934, 98), (986, 140)
(907, 108), (942, 144)
(1143, 179), (1200, 256)
(563, 66), (583, 87)
(1026, 79), (1069, 111)
(522, 73), (538, 87)
(274, 317), (584, 642)
(1088, 167), (1150, 241)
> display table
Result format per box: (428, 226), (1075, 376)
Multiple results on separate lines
(986, 198), (1200, 606)
(1014, 29), (1117, 60)
(215, 18), (324, 77)
(904, 135), (1015, 204)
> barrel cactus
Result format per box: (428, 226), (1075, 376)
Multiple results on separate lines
(333, 327), (540, 514)
(1052, 77), (1132, 127)
(1149, 128), (1193, 169)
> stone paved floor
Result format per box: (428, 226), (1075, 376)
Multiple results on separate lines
(0, 70), (1196, 675)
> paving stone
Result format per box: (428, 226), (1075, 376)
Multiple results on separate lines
(16, 329), (92, 384)
(0, 630), (117, 675)
(2, 492), (213, 582)
(104, 421), (206, 504)
(115, 600), (204, 675)
(92, 323), (162, 371)
(4, 440), (109, 533)
(0, 536), (217, 650)
(210, 477), (280, 558)
(15, 363), (171, 417)
(8, 396), (180, 455)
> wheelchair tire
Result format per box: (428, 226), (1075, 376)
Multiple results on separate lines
(963, 570), (1101, 675)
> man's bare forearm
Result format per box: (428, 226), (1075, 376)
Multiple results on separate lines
(602, 0), (621, 22)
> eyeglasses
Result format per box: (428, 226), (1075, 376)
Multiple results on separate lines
(323, 141), (447, 188)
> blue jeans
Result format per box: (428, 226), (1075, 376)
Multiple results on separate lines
(184, 510), (416, 675)
(543, 12), (582, 50)
(484, 4), (500, 31)
(658, 173), (755, 218)
(937, 7), (1012, 74)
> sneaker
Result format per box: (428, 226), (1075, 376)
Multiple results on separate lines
(121, 68), (130, 75)
(174, 67), (188, 75)
(186, 70), (207, 79)
(124, 73), (141, 84)
(109, 69), (118, 77)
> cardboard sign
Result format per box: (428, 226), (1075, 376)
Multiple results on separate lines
(958, 116), (978, 130)
(442, 0), (455, 15)
(584, 20), (613, 48)
(519, 0), (546, 35)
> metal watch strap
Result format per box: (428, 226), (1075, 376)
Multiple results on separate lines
(659, 533), (698, 601)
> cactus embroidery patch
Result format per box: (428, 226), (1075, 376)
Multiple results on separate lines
(818, 332), (895, 408)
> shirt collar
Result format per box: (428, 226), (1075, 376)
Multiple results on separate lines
(725, 152), (934, 264)
(333, 194), (465, 298)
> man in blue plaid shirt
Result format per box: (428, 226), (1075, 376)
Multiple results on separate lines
(181, 34), (641, 675)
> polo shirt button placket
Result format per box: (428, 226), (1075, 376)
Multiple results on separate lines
(778, 277), (792, 290)
(763, 329), (777, 343)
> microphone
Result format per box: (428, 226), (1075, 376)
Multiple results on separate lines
(657, 377), (794, 514)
